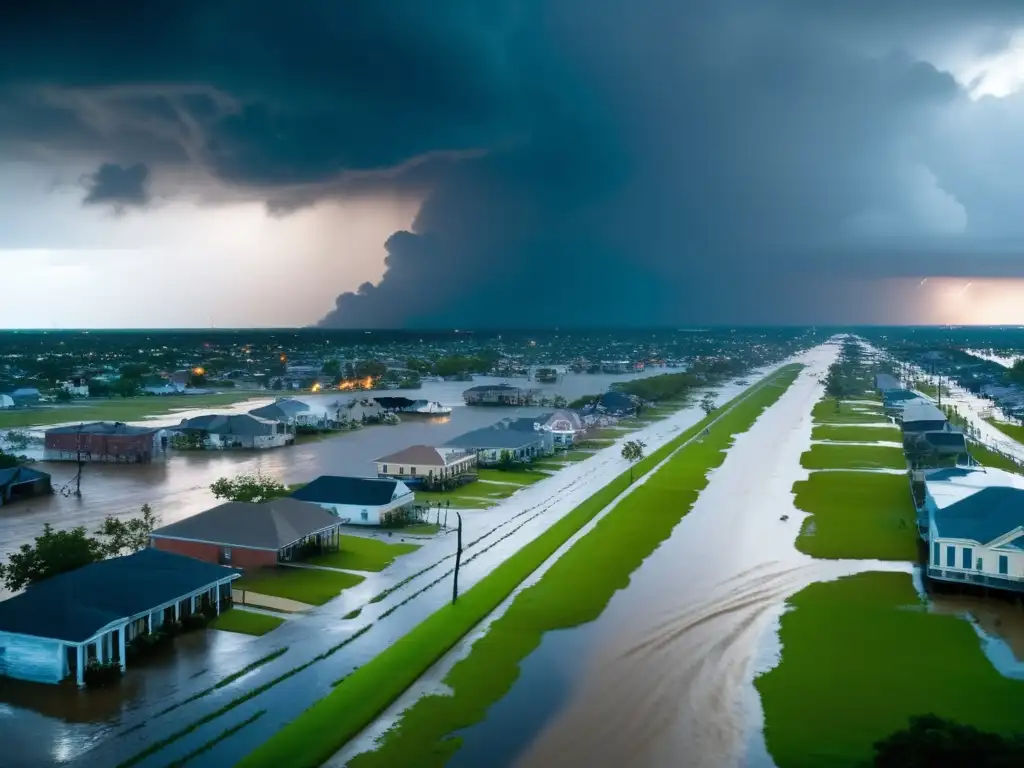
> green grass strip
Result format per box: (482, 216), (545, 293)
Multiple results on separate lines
(969, 442), (1024, 476)
(811, 400), (891, 425)
(154, 647), (288, 718)
(810, 424), (901, 443)
(236, 365), (802, 768)
(800, 443), (906, 470)
(793, 471), (918, 561)
(306, 536), (420, 572)
(208, 609), (285, 637)
(162, 709), (266, 768)
(756, 572), (1024, 768)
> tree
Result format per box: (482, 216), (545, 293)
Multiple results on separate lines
(322, 358), (342, 378)
(344, 362), (356, 380)
(113, 376), (141, 398)
(95, 504), (160, 558)
(0, 450), (21, 469)
(700, 393), (718, 416)
(621, 439), (646, 483)
(54, 387), (73, 403)
(0, 523), (105, 592)
(271, 378), (284, 391)
(210, 471), (289, 503)
(552, 395), (568, 408)
(873, 714), (1024, 768)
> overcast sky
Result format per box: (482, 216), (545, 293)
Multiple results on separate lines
(4, 1), (1024, 328)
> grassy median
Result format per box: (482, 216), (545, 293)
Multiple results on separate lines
(756, 571), (1024, 768)
(810, 424), (901, 443)
(235, 365), (803, 768)
(800, 443), (906, 470)
(208, 608), (285, 637)
(234, 567), (365, 606)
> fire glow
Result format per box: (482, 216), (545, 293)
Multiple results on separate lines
(337, 376), (375, 391)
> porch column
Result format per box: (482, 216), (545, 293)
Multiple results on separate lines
(175, 601), (180, 620)
(118, 624), (127, 671)
(215, 584), (221, 615)
(147, 612), (152, 634)
(76, 644), (84, 687)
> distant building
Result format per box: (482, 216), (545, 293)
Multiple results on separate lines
(924, 466), (1024, 594)
(249, 398), (312, 428)
(60, 378), (90, 398)
(290, 476), (416, 525)
(445, 426), (547, 465)
(150, 498), (342, 568)
(0, 394), (13, 410)
(874, 373), (903, 393)
(462, 384), (540, 407)
(172, 414), (289, 450)
(44, 422), (165, 463)
(899, 401), (948, 435)
(375, 445), (477, 487)
(0, 466), (52, 507)
(10, 388), (41, 404)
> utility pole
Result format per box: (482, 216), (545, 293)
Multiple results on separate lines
(74, 424), (84, 497)
(451, 511), (463, 605)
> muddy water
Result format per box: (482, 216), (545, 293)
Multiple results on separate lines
(0, 372), (661, 587)
(441, 348), (910, 768)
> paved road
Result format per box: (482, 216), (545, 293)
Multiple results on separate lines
(44, 369), (791, 768)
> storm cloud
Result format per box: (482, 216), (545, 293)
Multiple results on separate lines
(81, 162), (150, 210)
(4, 1), (1024, 326)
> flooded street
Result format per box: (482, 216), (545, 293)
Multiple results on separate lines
(440, 347), (913, 768)
(0, 373), (663, 588)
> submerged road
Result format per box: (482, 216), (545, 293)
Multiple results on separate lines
(34, 373), (774, 768)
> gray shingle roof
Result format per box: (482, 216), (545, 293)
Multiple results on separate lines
(375, 445), (447, 466)
(901, 402), (947, 424)
(151, 498), (339, 550)
(445, 427), (545, 450)
(290, 476), (407, 506)
(46, 422), (160, 436)
(0, 549), (238, 643)
(932, 486), (1024, 544)
(0, 465), (50, 486)
(176, 413), (277, 435)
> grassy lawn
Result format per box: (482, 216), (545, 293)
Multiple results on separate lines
(552, 450), (595, 462)
(984, 417), (1024, 444)
(756, 572), (1024, 768)
(530, 462), (567, 472)
(793, 471), (918, 561)
(306, 536), (420, 572)
(968, 442), (1024, 475)
(236, 365), (804, 768)
(234, 567), (365, 606)
(477, 468), (546, 485)
(800, 443), (906, 470)
(811, 400), (891, 425)
(810, 425), (901, 443)
(401, 523), (441, 535)
(0, 392), (263, 428)
(208, 608), (285, 636)
(418, 481), (521, 502)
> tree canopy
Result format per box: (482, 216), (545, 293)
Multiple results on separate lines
(210, 471), (289, 503)
(621, 439), (646, 482)
(873, 715), (1024, 768)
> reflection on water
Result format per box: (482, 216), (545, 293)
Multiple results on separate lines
(928, 590), (1024, 678)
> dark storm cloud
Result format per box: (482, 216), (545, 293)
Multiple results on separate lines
(3, 1), (1024, 326)
(81, 162), (150, 210)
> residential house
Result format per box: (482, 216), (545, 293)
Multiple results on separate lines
(906, 430), (970, 471)
(874, 373), (903, 393)
(150, 498), (342, 568)
(0, 394), (13, 409)
(462, 384), (540, 406)
(493, 416), (557, 455)
(0, 549), (239, 686)
(883, 389), (923, 415)
(44, 422), (166, 463)
(10, 388), (41, 405)
(899, 401), (948, 435)
(538, 409), (585, 446)
(0, 466), (51, 506)
(580, 391), (639, 423)
(290, 476), (416, 525)
(334, 398), (385, 424)
(172, 414), (289, 449)
(60, 378), (90, 397)
(375, 445), (477, 488)
(923, 466), (1024, 594)
(249, 398), (312, 429)
(445, 426), (547, 465)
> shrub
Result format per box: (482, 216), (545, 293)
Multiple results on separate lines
(182, 613), (210, 632)
(83, 660), (123, 688)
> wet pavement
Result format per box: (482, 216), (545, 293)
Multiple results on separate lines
(0, 372), (767, 768)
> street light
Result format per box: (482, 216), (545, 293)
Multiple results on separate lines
(451, 511), (463, 605)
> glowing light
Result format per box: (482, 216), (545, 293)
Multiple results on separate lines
(192, 367), (206, 376)
(311, 382), (322, 392)
(906, 277), (1024, 325)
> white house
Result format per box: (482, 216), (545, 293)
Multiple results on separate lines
(172, 414), (289, 450)
(289, 476), (416, 526)
(60, 378), (90, 397)
(375, 445), (477, 488)
(924, 466), (1024, 593)
(538, 409), (586, 446)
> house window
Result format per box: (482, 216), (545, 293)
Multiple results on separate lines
(962, 547), (972, 570)
(360, 511), (369, 521)
(946, 546), (955, 567)
(999, 555), (1009, 575)
(977, 558), (983, 571)
(399, 466), (405, 475)
(932, 542), (939, 566)
(382, 464), (388, 474)
(411, 466), (417, 475)
(221, 547), (232, 563)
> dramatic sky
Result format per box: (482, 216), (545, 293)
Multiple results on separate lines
(5, 1), (1024, 328)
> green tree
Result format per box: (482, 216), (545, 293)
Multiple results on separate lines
(210, 471), (289, 503)
(700, 392), (718, 416)
(354, 360), (388, 380)
(113, 376), (141, 398)
(873, 714), (1024, 768)
(322, 359), (342, 378)
(94, 504), (160, 557)
(621, 439), (646, 483)
(552, 394), (568, 408)
(54, 388), (73, 402)
(0, 524), (105, 592)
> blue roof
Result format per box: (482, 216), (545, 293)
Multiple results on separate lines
(290, 476), (405, 506)
(0, 549), (238, 643)
(0, 465), (50, 486)
(927, 467), (976, 482)
(932, 486), (1024, 544)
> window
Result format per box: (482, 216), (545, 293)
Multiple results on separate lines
(932, 542), (940, 566)
(946, 546), (955, 567)
(222, 547), (232, 563)
(1000, 555), (1009, 575)
(411, 466), (417, 475)
(962, 547), (973, 570)
(977, 558), (983, 571)
(382, 464), (388, 474)
(399, 466), (405, 475)
(360, 511), (368, 521)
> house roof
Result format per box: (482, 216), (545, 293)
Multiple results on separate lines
(875, 373), (903, 392)
(176, 413), (277, 435)
(901, 401), (947, 424)
(445, 427), (545, 450)
(920, 431), (968, 452)
(932, 486), (1024, 544)
(464, 384), (522, 393)
(46, 421), (160, 437)
(884, 390), (921, 404)
(151, 497), (340, 550)
(375, 445), (471, 467)
(11, 388), (40, 397)
(925, 466), (1024, 511)
(0, 465), (50, 486)
(290, 476), (409, 506)
(373, 397), (417, 410)
(248, 400), (309, 422)
(0, 549), (238, 644)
